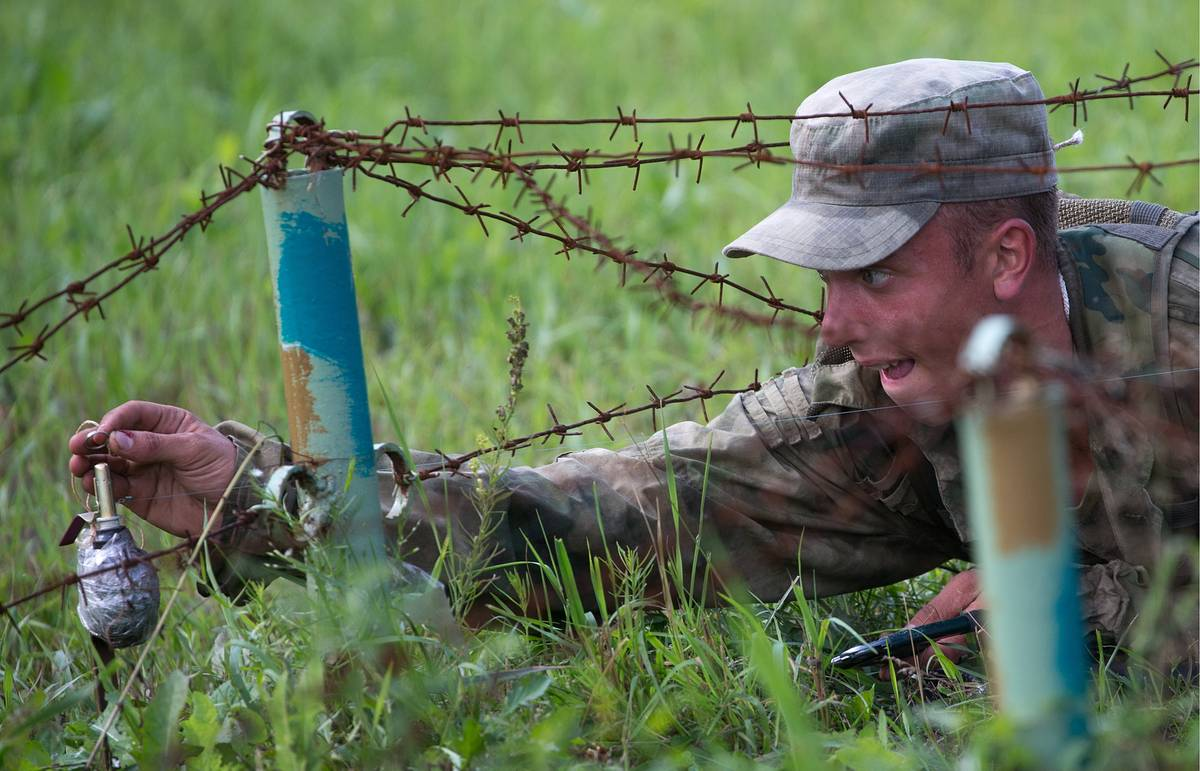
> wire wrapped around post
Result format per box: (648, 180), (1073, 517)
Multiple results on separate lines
(259, 111), (383, 567)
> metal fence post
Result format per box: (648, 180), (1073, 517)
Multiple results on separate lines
(259, 111), (382, 566)
(957, 316), (1089, 760)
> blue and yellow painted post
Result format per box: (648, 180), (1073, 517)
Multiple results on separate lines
(957, 316), (1089, 761)
(259, 112), (382, 565)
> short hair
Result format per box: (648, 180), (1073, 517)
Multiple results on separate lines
(939, 189), (1059, 272)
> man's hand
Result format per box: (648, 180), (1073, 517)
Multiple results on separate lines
(68, 401), (237, 538)
(903, 568), (984, 671)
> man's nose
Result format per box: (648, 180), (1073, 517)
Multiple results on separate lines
(817, 286), (859, 348)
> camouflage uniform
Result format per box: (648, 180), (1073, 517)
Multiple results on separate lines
(207, 208), (1198, 639)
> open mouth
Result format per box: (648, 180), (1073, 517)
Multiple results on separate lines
(880, 359), (915, 382)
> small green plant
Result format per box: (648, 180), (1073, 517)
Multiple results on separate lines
(446, 296), (530, 624)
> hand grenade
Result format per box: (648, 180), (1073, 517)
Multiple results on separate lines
(67, 463), (160, 648)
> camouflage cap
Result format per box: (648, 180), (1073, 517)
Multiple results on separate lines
(723, 59), (1057, 270)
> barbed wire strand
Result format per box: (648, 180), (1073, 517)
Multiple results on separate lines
(512, 167), (816, 329)
(5, 363), (1196, 624)
(0, 152), (291, 375)
(287, 131), (1199, 185)
(356, 163), (823, 328)
(2, 58), (1197, 373)
(362, 57), (1195, 138)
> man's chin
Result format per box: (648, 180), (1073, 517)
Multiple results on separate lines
(896, 399), (954, 426)
(880, 373), (953, 426)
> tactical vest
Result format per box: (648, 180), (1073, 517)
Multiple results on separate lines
(1056, 207), (1198, 567)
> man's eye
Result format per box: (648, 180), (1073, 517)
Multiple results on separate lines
(860, 269), (890, 287)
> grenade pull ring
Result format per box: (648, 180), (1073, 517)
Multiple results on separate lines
(71, 462), (160, 649)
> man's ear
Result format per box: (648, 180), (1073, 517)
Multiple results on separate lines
(986, 218), (1038, 302)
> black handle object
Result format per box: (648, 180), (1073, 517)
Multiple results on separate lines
(830, 611), (985, 668)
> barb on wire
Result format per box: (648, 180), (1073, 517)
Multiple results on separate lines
(1124, 155), (1164, 195)
(1162, 74), (1193, 121)
(1095, 53), (1198, 100)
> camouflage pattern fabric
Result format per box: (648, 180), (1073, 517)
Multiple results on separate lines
(204, 215), (1198, 643)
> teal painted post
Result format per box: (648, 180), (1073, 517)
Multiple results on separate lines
(260, 167), (383, 564)
(958, 324), (1090, 759)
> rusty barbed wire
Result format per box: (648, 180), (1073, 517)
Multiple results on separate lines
(365, 56), (1196, 139)
(3, 56), (1196, 374)
(412, 368), (765, 478)
(355, 164), (824, 327)
(0, 153), (291, 376)
(6, 357), (1195, 621)
(514, 170), (814, 329)
(6, 136), (1195, 373)
(287, 130), (1199, 189)
(351, 149), (1199, 327)
(0, 369), (764, 619)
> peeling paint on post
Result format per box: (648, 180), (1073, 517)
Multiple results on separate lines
(958, 317), (1089, 762)
(261, 167), (382, 564)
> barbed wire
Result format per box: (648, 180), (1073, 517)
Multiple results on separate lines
(365, 54), (1195, 140)
(338, 143), (1198, 327)
(2, 55), (1196, 374)
(516, 168), (816, 329)
(5, 358), (1195, 623)
(0, 153), (290, 376)
(356, 164), (823, 327)
(411, 368), (764, 478)
(289, 133), (1199, 191)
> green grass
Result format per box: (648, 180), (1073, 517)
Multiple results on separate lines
(1, 0), (1198, 767)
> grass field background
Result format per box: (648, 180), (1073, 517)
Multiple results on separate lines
(1, 1), (1197, 766)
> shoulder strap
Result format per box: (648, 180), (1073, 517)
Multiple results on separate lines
(1057, 193), (1188, 230)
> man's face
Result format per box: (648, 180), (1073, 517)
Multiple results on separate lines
(817, 216), (996, 422)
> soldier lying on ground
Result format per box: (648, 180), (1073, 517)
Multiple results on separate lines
(68, 59), (1198, 668)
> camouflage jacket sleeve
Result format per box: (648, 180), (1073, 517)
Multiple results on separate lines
(195, 421), (305, 601)
(202, 368), (965, 611)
